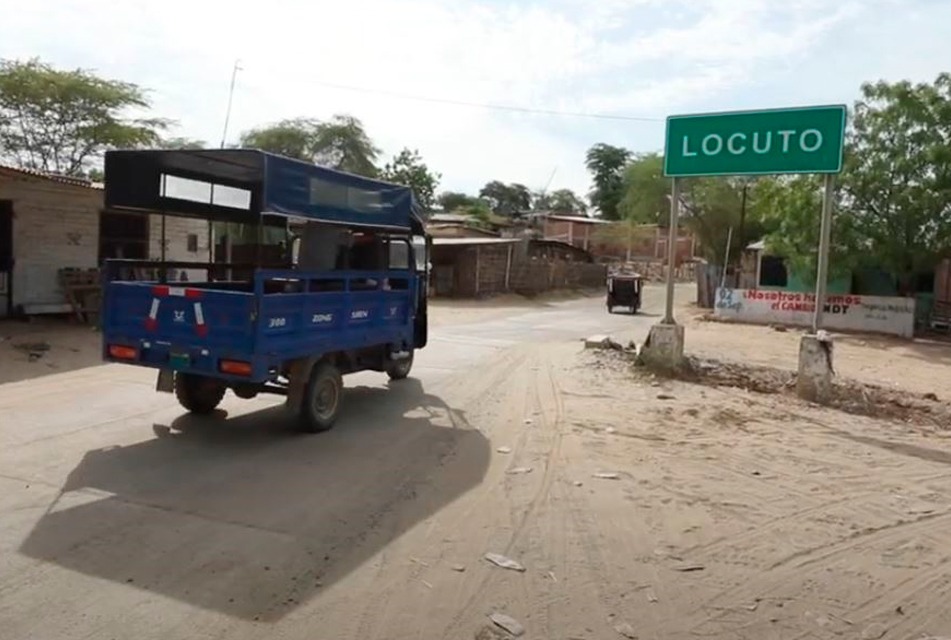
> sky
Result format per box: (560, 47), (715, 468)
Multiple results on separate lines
(2, 0), (951, 199)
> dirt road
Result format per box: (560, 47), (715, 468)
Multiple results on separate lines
(3, 286), (951, 639)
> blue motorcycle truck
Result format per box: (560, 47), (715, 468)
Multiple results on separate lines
(100, 149), (430, 432)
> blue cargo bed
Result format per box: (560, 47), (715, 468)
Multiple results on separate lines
(103, 268), (417, 383)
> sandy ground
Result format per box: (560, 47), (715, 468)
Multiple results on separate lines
(680, 309), (951, 397)
(3, 286), (951, 639)
(552, 345), (951, 639)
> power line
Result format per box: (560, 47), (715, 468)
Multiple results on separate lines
(303, 78), (664, 123)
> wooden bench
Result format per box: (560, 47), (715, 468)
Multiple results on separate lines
(59, 268), (101, 325)
(931, 299), (951, 333)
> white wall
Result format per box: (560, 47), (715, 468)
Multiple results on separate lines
(6, 179), (101, 312)
(0, 173), (212, 314)
(714, 288), (917, 338)
(148, 215), (212, 282)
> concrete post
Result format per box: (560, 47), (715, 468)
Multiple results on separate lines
(797, 333), (834, 403)
(639, 323), (685, 371)
(812, 174), (836, 332)
(798, 175), (837, 403)
(663, 178), (681, 324)
(640, 178), (685, 370)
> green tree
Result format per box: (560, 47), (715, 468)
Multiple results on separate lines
(585, 143), (632, 220)
(678, 178), (746, 265)
(592, 220), (656, 261)
(616, 153), (769, 266)
(547, 188), (587, 214)
(312, 114), (380, 176)
(753, 176), (856, 280)
(239, 117), (318, 160)
(479, 180), (531, 216)
(239, 114), (380, 177)
(0, 57), (169, 176)
(157, 136), (206, 150)
(843, 73), (951, 293)
(381, 148), (441, 210)
(437, 191), (477, 211)
(532, 190), (552, 211)
(618, 152), (668, 225)
(457, 199), (493, 228)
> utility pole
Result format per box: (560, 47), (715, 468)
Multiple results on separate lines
(218, 60), (242, 280)
(220, 60), (242, 149)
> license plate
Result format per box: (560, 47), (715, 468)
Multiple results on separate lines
(169, 352), (190, 370)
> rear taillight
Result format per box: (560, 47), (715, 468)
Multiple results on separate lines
(220, 360), (252, 376)
(108, 345), (137, 360)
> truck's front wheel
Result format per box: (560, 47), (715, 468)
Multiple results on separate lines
(174, 373), (226, 415)
(299, 362), (343, 432)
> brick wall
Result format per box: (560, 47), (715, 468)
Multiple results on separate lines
(0, 173), (210, 312)
(474, 244), (512, 296)
(511, 260), (606, 295)
(2, 177), (102, 311)
(656, 235), (696, 266)
(437, 240), (607, 298)
(542, 219), (597, 250)
(542, 218), (696, 263)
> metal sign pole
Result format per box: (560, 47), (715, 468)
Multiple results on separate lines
(811, 173), (836, 332)
(663, 177), (681, 324)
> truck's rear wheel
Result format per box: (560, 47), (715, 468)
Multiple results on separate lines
(174, 373), (226, 415)
(386, 351), (414, 381)
(299, 362), (343, 432)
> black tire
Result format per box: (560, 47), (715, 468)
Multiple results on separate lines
(174, 373), (226, 415)
(299, 362), (343, 433)
(386, 351), (414, 381)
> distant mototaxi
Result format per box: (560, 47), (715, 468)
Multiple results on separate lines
(606, 269), (643, 314)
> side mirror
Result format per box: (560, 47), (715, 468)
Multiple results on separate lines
(412, 236), (428, 273)
(289, 233), (301, 265)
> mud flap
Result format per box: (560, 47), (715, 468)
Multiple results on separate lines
(156, 369), (174, 394)
(285, 356), (321, 413)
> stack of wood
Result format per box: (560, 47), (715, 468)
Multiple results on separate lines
(59, 268), (101, 325)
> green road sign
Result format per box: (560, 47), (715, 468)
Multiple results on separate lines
(663, 105), (847, 177)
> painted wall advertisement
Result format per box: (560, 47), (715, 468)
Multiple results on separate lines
(714, 288), (917, 338)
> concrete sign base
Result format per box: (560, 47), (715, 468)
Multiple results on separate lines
(640, 323), (685, 371)
(797, 333), (834, 403)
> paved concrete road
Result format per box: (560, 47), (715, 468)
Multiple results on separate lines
(0, 288), (671, 640)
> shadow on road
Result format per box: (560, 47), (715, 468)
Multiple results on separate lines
(19, 378), (489, 623)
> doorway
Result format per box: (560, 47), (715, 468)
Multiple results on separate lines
(0, 200), (12, 317)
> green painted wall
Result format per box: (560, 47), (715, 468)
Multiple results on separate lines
(758, 265), (850, 294)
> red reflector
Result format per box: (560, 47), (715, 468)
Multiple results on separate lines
(220, 360), (252, 376)
(108, 345), (137, 360)
(152, 285), (169, 297)
(185, 288), (203, 299)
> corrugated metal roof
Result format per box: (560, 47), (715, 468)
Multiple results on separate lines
(0, 163), (103, 189)
(547, 214), (610, 224)
(432, 237), (521, 246)
(427, 213), (471, 224)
